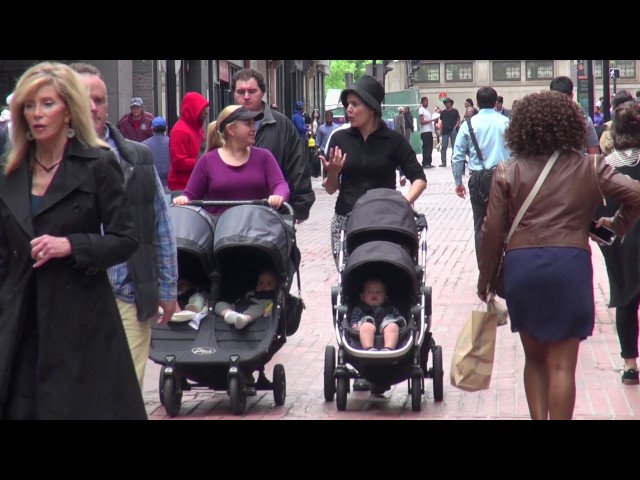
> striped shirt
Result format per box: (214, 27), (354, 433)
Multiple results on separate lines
(605, 148), (640, 169)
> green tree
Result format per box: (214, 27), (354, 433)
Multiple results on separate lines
(325, 60), (372, 93)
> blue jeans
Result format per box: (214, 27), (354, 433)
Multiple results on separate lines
(440, 130), (458, 165)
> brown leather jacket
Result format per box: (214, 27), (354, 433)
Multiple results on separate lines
(478, 150), (640, 295)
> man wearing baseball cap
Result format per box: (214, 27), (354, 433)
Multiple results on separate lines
(292, 101), (308, 140)
(142, 117), (171, 200)
(117, 97), (154, 142)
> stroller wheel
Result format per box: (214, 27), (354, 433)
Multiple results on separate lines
(272, 364), (286, 406)
(336, 377), (349, 411)
(324, 346), (336, 401)
(158, 367), (167, 406)
(228, 376), (247, 415)
(162, 376), (182, 417)
(410, 375), (423, 412)
(431, 345), (444, 402)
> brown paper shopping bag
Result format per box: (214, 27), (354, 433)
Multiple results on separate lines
(450, 304), (499, 392)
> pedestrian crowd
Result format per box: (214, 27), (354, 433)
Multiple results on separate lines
(1, 62), (639, 421)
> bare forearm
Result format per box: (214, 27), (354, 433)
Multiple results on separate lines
(323, 173), (340, 194)
(404, 179), (426, 204)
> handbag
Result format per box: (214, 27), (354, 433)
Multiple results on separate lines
(466, 117), (493, 203)
(450, 300), (500, 392)
(493, 149), (561, 297)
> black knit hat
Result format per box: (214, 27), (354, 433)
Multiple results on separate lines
(340, 75), (384, 114)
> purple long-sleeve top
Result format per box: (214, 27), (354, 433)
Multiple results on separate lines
(183, 146), (290, 215)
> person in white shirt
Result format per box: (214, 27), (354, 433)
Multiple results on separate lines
(418, 96), (436, 168)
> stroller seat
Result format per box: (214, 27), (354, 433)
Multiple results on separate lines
(343, 325), (415, 360)
(151, 202), (302, 417)
(325, 189), (443, 411)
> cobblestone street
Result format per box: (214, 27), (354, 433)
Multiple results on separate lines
(143, 150), (640, 420)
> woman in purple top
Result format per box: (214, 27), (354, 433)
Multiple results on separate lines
(173, 105), (290, 215)
(593, 105), (604, 127)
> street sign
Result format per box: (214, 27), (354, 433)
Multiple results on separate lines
(609, 68), (621, 79)
(438, 92), (448, 100)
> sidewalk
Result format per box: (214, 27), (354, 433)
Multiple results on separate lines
(143, 149), (640, 419)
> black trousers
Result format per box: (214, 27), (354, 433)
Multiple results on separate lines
(421, 132), (433, 166)
(469, 170), (489, 269)
(617, 293), (640, 359)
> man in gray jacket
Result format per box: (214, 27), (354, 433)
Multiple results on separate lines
(71, 63), (178, 390)
(232, 68), (315, 222)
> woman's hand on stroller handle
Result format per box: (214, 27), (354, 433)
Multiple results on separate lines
(186, 199), (294, 216)
(267, 195), (285, 210)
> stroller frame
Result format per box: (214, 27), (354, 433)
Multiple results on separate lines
(324, 190), (444, 412)
(151, 200), (302, 416)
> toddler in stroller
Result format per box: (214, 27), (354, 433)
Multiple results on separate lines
(351, 278), (406, 351)
(215, 269), (278, 329)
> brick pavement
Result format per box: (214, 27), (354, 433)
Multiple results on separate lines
(143, 148), (640, 420)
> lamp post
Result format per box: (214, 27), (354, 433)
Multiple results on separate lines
(603, 60), (611, 123)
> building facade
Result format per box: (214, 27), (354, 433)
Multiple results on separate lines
(386, 60), (640, 113)
(0, 59), (329, 133)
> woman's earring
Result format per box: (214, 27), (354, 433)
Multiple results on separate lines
(26, 131), (34, 141)
(67, 127), (75, 139)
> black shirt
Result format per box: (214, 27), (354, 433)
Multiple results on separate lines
(439, 108), (460, 134)
(329, 121), (426, 215)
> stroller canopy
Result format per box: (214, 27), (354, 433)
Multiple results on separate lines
(345, 188), (419, 257)
(168, 205), (217, 283)
(213, 205), (295, 276)
(343, 241), (418, 311)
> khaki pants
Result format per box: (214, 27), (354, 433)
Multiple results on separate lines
(117, 298), (151, 391)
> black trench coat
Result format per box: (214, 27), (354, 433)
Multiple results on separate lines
(0, 139), (146, 419)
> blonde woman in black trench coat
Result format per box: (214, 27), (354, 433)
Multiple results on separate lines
(0, 62), (146, 419)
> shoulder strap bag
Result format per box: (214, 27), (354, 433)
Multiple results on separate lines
(467, 117), (485, 167)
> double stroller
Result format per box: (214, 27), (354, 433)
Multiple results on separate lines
(324, 188), (444, 411)
(149, 200), (303, 416)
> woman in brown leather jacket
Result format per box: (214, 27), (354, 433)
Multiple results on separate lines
(477, 91), (640, 420)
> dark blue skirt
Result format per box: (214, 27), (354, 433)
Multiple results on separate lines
(504, 247), (594, 342)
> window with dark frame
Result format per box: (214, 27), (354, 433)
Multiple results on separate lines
(414, 63), (440, 83)
(445, 62), (473, 82)
(492, 61), (521, 81)
(525, 61), (554, 80)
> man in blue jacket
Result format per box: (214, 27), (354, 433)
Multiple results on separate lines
(292, 101), (308, 140)
(143, 116), (171, 203)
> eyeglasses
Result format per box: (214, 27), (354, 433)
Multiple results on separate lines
(235, 89), (260, 97)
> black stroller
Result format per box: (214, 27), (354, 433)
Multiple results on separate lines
(324, 188), (444, 412)
(150, 200), (304, 416)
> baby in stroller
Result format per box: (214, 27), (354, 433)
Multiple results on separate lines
(215, 269), (278, 329)
(351, 278), (406, 351)
(177, 277), (208, 313)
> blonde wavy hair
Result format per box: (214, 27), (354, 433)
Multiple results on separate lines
(4, 61), (107, 175)
(205, 104), (245, 152)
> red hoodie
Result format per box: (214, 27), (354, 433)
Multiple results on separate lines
(168, 92), (209, 191)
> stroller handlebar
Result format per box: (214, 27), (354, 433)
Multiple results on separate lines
(187, 199), (294, 216)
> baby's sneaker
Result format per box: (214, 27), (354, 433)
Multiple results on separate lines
(234, 314), (251, 330)
(224, 311), (241, 325)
